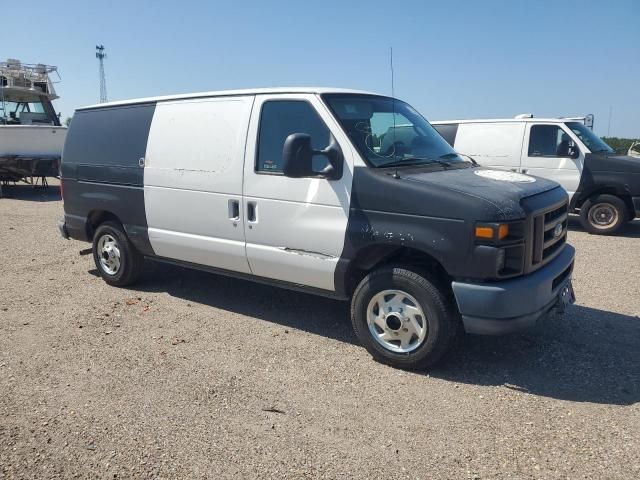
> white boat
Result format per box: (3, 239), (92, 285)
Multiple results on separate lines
(0, 59), (67, 182)
(629, 141), (640, 159)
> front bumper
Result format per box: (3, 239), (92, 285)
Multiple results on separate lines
(452, 244), (575, 335)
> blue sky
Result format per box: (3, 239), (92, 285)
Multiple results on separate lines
(7, 0), (640, 137)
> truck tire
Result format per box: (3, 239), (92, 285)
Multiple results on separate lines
(92, 221), (144, 287)
(579, 194), (628, 235)
(350, 266), (457, 370)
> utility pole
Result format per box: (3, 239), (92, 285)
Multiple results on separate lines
(96, 45), (108, 103)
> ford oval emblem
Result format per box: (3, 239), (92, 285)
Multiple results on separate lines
(553, 223), (563, 238)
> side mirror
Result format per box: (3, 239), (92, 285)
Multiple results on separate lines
(282, 133), (343, 179)
(568, 142), (580, 159)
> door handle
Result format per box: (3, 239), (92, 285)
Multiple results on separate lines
(247, 201), (257, 223)
(228, 199), (240, 222)
(521, 169), (529, 174)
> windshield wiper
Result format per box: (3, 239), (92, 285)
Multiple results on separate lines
(444, 152), (479, 166)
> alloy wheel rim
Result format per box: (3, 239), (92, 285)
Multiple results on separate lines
(366, 289), (428, 353)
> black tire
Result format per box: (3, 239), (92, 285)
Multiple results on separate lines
(579, 194), (628, 235)
(92, 221), (144, 287)
(350, 266), (457, 370)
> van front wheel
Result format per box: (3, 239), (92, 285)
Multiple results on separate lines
(579, 194), (628, 235)
(350, 266), (456, 370)
(92, 221), (144, 287)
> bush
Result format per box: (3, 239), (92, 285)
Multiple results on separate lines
(601, 137), (639, 155)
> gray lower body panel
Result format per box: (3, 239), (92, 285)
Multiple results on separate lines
(633, 196), (640, 218)
(61, 213), (88, 241)
(452, 245), (575, 335)
(57, 220), (69, 239)
(60, 178), (154, 255)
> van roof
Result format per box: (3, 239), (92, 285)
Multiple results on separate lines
(431, 117), (586, 125)
(78, 87), (380, 111)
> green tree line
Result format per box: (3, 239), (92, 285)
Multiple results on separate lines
(601, 137), (639, 155)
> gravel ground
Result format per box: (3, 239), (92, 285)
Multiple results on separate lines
(1, 181), (639, 479)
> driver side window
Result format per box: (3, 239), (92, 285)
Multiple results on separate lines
(256, 100), (330, 174)
(528, 125), (573, 157)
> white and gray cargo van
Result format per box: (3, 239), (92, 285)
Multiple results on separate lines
(58, 88), (575, 369)
(433, 116), (640, 234)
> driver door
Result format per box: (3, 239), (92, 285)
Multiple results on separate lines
(242, 94), (354, 291)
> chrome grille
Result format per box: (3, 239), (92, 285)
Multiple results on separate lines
(531, 201), (568, 269)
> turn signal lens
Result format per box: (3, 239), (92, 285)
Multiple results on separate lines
(497, 224), (509, 240)
(475, 224), (510, 241)
(475, 227), (494, 239)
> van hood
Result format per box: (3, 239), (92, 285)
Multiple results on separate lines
(585, 153), (640, 172)
(350, 165), (565, 222)
(402, 166), (559, 206)
(579, 153), (640, 198)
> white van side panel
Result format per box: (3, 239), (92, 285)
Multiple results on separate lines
(455, 123), (525, 169)
(144, 96), (254, 272)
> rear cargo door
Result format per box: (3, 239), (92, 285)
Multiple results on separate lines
(144, 96), (254, 273)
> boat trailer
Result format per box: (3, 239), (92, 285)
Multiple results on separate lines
(0, 155), (60, 197)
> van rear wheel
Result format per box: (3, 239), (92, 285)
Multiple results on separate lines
(92, 221), (144, 287)
(350, 266), (456, 370)
(579, 194), (627, 235)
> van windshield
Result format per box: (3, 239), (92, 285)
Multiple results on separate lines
(323, 94), (467, 168)
(565, 122), (614, 154)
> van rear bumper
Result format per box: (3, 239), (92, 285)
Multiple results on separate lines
(452, 245), (575, 335)
(57, 214), (89, 242)
(57, 220), (69, 239)
(633, 196), (640, 218)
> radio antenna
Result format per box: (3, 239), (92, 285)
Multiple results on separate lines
(390, 47), (400, 178)
(390, 47), (395, 99)
(96, 45), (108, 103)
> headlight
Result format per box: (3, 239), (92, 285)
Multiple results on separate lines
(474, 221), (526, 278)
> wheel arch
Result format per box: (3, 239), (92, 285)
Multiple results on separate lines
(576, 187), (635, 218)
(86, 210), (123, 241)
(342, 244), (451, 297)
